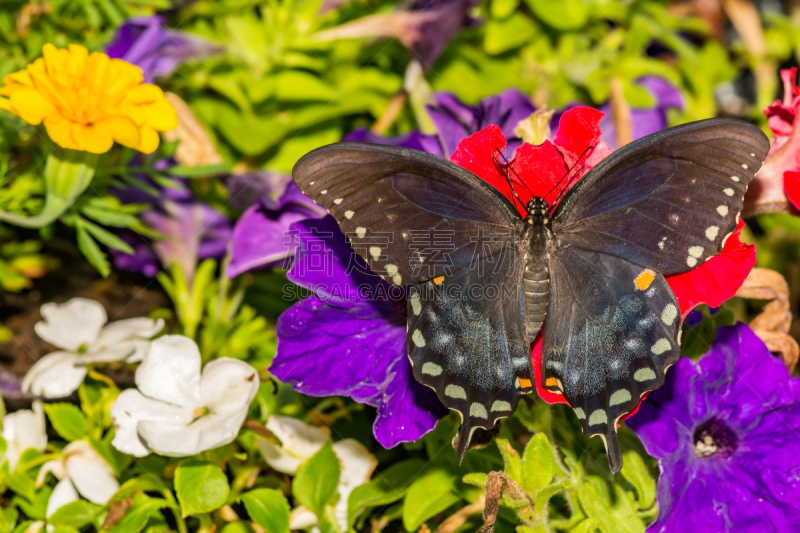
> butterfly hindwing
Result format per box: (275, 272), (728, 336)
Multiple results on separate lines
(542, 246), (681, 472)
(293, 143), (521, 286)
(553, 118), (769, 273)
(406, 240), (533, 459)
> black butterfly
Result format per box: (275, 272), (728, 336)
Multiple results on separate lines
(292, 118), (769, 473)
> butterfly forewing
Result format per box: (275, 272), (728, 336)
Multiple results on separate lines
(293, 143), (521, 286)
(552, 119), (769, 273)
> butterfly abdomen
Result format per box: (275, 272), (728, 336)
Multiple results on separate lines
(523, 221), (552, 340)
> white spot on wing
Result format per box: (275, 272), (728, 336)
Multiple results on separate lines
(634, 368), (657, 381)
(717, 205), (729, 216)
(689, 246), (703, 258)
(369, 246), (381, 260)
(345, 210), (354, 219)
(320, 189), (328, 195)
(410, 293), (422, 315)
(355, 227), (366, 238)
(491, 400), (512, 412)
(742, 163), (748, 169)
(334, 198), (343, 205)
(470, 403), (488, 418)
(651, 338), (671, 354)
(574, 407), (586, 419)
(724, 188), (735, 197)
(661, 303), (678, 326)
(445, 384), (466, 399)
(588, 409), (607, 426)
(706, 226), (719, 241)
(412, 330), (426, 347)
(422, 362), (441, 376)
(609, 389), (632, 406)
(731, 176), (740, 182)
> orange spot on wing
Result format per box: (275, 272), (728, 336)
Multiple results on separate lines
(545, 377), (559, 388)
(433, 276), (445, 285)
(518, 378), (532, 388)
(634, 269), (656, 290)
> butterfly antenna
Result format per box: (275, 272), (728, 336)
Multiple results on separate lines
(546, 145), (595, 215)
(495, 147), (536, 199)
(493, 148), (526, 211)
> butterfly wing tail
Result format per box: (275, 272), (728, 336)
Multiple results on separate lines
(602, 429), (623, 475)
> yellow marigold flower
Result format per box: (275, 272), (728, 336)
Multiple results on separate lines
(0, 44), (178, 154)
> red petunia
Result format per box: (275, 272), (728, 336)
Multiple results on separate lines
(451, 107), (756, 409)
(746, 67), (800, 213)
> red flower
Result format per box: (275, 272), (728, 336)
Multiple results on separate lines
(451, 106), (756, 409)
(746, 68), (800, 213)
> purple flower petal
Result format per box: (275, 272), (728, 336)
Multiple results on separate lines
(343, 128), (444, 157)
(428, 89), (535, 158)
(226, 179), (325, 278)
(627, 323), (800, 531)
(273, 217), (446, 446)
(106, 16), (221, 83)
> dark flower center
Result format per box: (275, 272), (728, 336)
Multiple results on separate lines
(693, 417), (738, 459)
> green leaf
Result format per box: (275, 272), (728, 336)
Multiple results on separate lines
(80, 203), (139, 228)
(521, 433), (554, 495)
(572, 518), (600, 533)
(76, 224), (110, 277)
(108, 497), (168, 533)
(485, 13), (536, 55)
(79, 218), (134, 254)
(527, 0), (590, 30)
(43, 403), (87, 442)
(619, 429), (657, 509)
(175, 461), (231, 517)
(495, 438), (523, 485)
(348, 459), (427, 527)
(241, 489), (290, 533)
(576, 478), (645, 533)
(48, 500), (98, 528)
(402, 468), (460, 531)
(168, 163), (232, 177)
(292, 443), (340, 519)
(462, 472), (488, 487)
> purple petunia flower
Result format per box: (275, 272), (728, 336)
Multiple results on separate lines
(553, 76), (683, 150)
(106, 16), (221, 82)
(626, 323), (800, 532)
(226, 171), (326, 278)
(272, 216), (447, 447)
(344, 88), (536, 159)
(110, 168), (232, 280)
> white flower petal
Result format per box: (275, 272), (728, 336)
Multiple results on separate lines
(332, 439), (376, 532)
(199, 358), (259, 415)
(289, 506), (319, 530)
(266, 416), (330, 462)
(3, 401), (47, 471)
(46, 479), (79, 518)
(93, 318), (164, 349)
(35, 298), (107, 351)
(137, 409), (245, 457)
(258, 439), (304, 475)
(37, 459), (67, 487)
(63, 441), (118, 505)
(110, 389), (191, 457)
(135, 335), (202, 406)
(21, 351), (86, 398)
(79, 344), (136, 365)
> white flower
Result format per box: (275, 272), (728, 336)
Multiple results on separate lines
(110, 335), (259, 457)
(259, 416), (377, 532)
(2, 401), (47, 471)
(22, 298), (164, 398)
(37, 440), (119, 518)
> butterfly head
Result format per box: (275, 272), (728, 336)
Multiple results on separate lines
(526, 197), (550, 225)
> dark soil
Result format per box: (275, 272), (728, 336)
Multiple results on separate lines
(0, 234), (168, 411)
